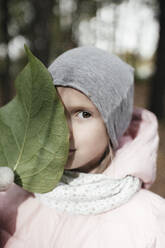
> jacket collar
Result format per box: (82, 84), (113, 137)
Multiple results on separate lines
(104, 106), (159, 189)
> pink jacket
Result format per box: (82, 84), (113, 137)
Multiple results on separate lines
(0, 107), (165, 247)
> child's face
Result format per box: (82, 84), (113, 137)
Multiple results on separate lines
(57, 87), (110, 172)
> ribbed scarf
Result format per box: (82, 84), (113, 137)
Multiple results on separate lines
(35, 170), (141, 215)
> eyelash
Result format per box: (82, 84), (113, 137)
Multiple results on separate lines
(76, 110), (92, 119)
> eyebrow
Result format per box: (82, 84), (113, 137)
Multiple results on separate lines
(67, 104), (95, 112)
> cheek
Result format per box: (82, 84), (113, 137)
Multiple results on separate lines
(74, 121), (108, 151)
(92, 124), (108, 149)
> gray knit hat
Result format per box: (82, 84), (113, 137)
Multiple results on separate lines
(48, 46), (134, 150)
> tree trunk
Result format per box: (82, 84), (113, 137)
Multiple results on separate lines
(0, 0), (12, 106)
(148, 0), (165, 119)
(28, 0), (54, 66)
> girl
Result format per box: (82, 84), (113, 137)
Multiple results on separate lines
(0, 46), (165, 247)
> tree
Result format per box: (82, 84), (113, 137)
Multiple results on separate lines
(0, 0), (55, 106)
(0, 0), (125, 106)
(0, 0), (12, 105)
(148, 0), (165, 119)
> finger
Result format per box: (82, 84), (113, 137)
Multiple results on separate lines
(0, 167), (14, 192)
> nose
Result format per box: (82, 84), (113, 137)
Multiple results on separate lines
(69, 125), (73, 141)
(65, 114), (73, 142)
(64, 108), (75, 146)
(68, 120), (75, 149)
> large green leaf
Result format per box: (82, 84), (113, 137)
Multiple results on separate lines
(0, 46), (69, 193)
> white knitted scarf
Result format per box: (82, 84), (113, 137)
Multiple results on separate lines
(35, 170), (141, 215)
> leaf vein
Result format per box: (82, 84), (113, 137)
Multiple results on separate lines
(13, 99), (31, 171)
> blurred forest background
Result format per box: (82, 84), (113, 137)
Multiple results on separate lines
(0, 0), (165, 196)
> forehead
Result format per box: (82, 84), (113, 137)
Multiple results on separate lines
(56, 86), (97, 111)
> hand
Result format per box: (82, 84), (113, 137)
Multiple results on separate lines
(0, 167), (15, 192)
(0, 168), (61, 247)
(0, 168), (32, 247)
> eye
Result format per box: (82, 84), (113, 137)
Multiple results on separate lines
(77, 111), (91, 119)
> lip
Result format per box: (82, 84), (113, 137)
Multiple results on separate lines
(69, 149), (76, 153)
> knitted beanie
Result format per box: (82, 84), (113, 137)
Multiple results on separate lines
(48, 46), (134, 149)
